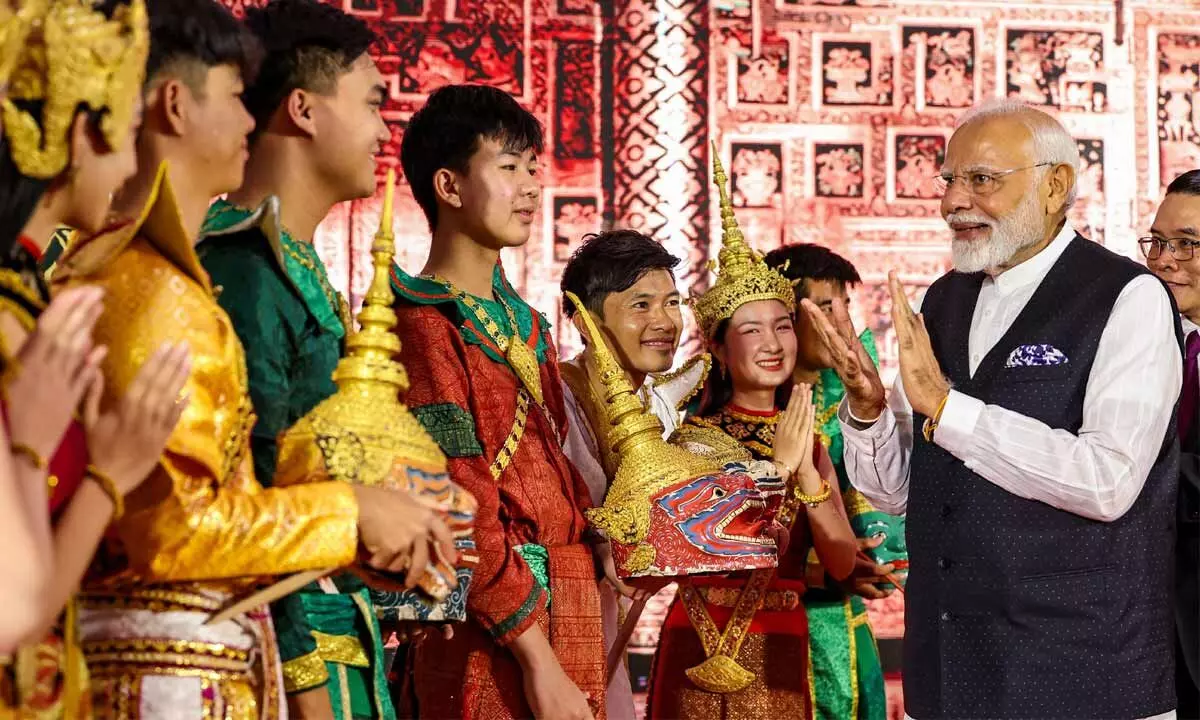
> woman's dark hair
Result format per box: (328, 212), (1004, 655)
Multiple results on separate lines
(0, 134), (52, 259)
(0, 105), (112, 260)
(695, 318), (795, 417)
(560, 229), (680, 318)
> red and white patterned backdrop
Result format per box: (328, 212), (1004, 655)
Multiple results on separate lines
(219, 0), (1200, 716)
(220, 0), (1200, 379)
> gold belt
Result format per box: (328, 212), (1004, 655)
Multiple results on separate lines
(79, 587), (228, 613)
(697, 586), (801, 612)
(82, 638), (253, 677)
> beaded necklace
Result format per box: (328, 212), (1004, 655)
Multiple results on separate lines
(422, 274), (544, 406)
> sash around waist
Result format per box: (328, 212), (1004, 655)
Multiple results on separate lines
(669, 576), (810, 636)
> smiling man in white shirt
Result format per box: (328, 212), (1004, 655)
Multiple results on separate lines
(557, 229), (703, 720)
(804, 98), (1183, 720)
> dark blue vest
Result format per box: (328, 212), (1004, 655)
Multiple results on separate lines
(904, 236), (1179, 719)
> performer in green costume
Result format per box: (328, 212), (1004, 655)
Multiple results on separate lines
(198, 1), (395, 717)
(765, 244), (907, 720)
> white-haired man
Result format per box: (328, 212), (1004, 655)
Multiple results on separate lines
(807, 98), (1183, 719)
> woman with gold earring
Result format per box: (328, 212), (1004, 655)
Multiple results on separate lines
(0, 0), (190, 715)
(646, 149), (859, 719)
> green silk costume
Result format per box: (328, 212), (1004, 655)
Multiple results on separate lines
(198, 198), (394, 720)
(805, 328), (901, 720)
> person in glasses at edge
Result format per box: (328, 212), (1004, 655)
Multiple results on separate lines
(807, 97), (1182, 720)
(1142, 168), (1200, 720)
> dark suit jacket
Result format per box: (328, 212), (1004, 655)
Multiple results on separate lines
(1179, 374), (1200, 690)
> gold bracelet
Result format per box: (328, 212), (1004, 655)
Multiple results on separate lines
(11, 442), (46, 470)
(921, 392), (951, 443)
(795, 478), (833, 508)
(774, 460), (795, 479)
(86, 465), (124, 521)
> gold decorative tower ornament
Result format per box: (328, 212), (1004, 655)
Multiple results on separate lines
(568, 290), (778, 577)
(690, 141), (795, 339)
(274, 169), (477, 621)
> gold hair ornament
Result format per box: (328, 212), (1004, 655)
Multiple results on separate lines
(690, 140), (795, 338)
(2, 0), (149, 179)
(0, 0), (44, 94)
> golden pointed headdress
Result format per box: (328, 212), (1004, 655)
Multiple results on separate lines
(2, 0), (149, 179)
(568, 291), (726, 574)
(691, 141), (795, 338)
(275, 169), (447, 486)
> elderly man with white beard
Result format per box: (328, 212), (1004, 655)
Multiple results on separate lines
(805, 98), (1184, 720)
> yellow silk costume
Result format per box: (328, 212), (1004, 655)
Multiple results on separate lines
(52, 164), (360, 719)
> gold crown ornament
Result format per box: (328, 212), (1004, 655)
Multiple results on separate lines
(0, 0), (44, 94)
(690, 141), (795, 338)
(2, 0), (148, 179)
(274, 169), (478, 621)
(569, 291), (779, 580)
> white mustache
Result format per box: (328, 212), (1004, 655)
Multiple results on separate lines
(946, 214), (993, 226)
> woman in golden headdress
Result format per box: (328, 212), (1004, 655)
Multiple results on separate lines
(0, 0), (189, 714)
(646, 151), (859, 719)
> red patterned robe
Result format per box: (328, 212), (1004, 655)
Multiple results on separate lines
(390, 264), (606, 719)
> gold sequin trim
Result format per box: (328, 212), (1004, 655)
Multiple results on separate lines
(698, 586), (800, 612)
(335, 662), (351, 716)
(810, 377), (840, 449)
(282, 241), (350, 331)
(312, 632), (368, 668)
(677, 582), (721, 657)
(82, 638), (248, 663)
(843, 487), (875, 519)
(422, 273), (545, 406)
(0, 295), (36, 330)
(281, 649), (328, 693)
(489, 389), (530, 481)
(219, 396), (255, 483)
(350, 592), (390, 717)
(83, 651), (250, 674)
(0, 268), (45, 313)
(80, 589), (225, 613)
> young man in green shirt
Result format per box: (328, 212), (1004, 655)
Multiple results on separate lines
(198, 1), (393, 717)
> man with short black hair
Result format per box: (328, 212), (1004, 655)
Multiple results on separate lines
(765, 243), (892, 720)
(198, 2), (394, 713)
(1144, 168), (1200, 720)
(558, 229), (698, 720)
(391, 84), (603, 720)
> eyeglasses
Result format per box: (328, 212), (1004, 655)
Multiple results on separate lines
(1139, 236), (1200, 262)
(933, 162), (1053, 197)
